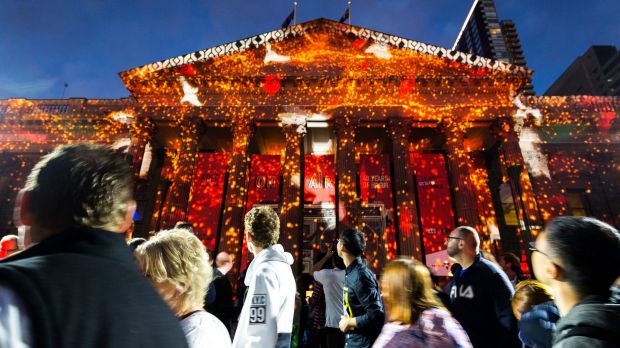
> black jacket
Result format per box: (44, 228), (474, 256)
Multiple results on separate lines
(343, 257), (385, 348)
(0, 227), (188, 348)
(552, 295), (620, 347)
(205, 268), (234, 333)
(447, 254), (520, 348)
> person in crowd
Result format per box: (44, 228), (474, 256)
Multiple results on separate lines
(500, 252), (528, 287)
(337, 228), (385, 348)
(312, 246), (346, 348)
(298, 273), (315, 348)
(308, 252), (328, 348)
(128, 237), (147, 252)
(430, 270), (452, 310)
(0, 143), (188, 347)
(0, 234), (20, 259)
(175, 220), (194, 233)
(205, 251), (235, 335)
(511, 280), (559, 348)
(135, 228), (231, 348)
(530, 216), (620, 347)
(373, 258), (471, 348)
(233, 206), (296, 348)
(445, 226), (520, 348)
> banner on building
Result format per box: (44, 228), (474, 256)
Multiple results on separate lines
(410, 153), (455, 276)
(246, 154), (282, 209)
(359, 154), (396, 261)
(187, 152), (229, 251)
(304, 154), (336, 204)
(242, 154), (282, 269)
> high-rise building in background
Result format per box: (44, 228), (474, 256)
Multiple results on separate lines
(545, 45), (620, 96)
(454, 0), (534, 95)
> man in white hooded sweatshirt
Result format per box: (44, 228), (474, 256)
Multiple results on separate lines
(233, 206), (296, 348)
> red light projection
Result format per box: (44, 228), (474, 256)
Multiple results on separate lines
(241, 154), (282, 269)
(187, 152), (229, 251)
(246, 154), (282, 209)
(304, 155), (336, 204)
(263, 75), (282, 96)
(410, 153), (455, 275)
(598, 111), (616, 133)
(359, 154), (396, 259)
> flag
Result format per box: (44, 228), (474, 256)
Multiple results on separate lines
(339, 7), (350, 23)
(282, 8), (295, 28)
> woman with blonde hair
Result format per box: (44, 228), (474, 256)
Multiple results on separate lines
(135, 228), (231, 348)
(511, 280), (559, 348)
(373, 258), (471, 348)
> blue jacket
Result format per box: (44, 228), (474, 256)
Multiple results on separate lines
(447, 254), (521, 348)
(518, 301), (560, 348)
(343, 257), (385, 348)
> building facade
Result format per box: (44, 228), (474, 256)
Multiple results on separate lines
(454, 0), (534, 95)
(545, 45), (620, 96)
(1, 19), (618, 278)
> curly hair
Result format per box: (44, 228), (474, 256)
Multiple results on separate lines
(244, 206), (280, 249)
(23, 143), (132, 231)
(135, 229), (213, 315)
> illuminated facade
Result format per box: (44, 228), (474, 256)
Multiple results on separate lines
(1, 19), (619, 277)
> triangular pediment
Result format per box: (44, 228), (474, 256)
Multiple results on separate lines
(119, 18), (528, 105)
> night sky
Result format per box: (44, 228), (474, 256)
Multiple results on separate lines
(1, 0), (618, 99)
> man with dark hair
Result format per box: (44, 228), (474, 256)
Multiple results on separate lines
(445, 226), (520, 348)
(233, 206), (296, 348)
(206, 251), (235, 335)
(499, 252), (527, 287)
(0, 143), (188, 348)
(174, 220), (194, 233)
(337, 228), (385, 348)
(531, 216), (620, 346)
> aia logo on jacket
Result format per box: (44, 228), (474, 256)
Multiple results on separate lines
(450, 285), (475, 300)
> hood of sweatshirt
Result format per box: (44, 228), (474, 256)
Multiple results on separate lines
(245, 244), (294, 286)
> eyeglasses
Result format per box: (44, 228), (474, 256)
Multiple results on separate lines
(446, 236), (464, 242)
(528, 241), (550, 258)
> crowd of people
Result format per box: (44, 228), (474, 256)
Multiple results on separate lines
(0, 142), (619, 348)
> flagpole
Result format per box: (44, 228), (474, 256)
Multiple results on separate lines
(348, 1), (351, 25)
(293, 2), (297, 25)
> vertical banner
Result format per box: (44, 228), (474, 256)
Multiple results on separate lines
(187, 153), (229, 251)
(241, 154), (282, 269)
(410, 153), (455, 276)
(359, 154), (396, 261)
(246, 154), (282, 209)
(304, 155), (336, 204)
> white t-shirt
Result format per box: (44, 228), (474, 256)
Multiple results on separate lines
(314, 268), (345, 328)
(180, 311), (231, 348)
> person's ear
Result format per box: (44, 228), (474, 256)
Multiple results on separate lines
(117, 200), (137, 233)
(14, 190), (32, 226)
(546, 260), (563, 281)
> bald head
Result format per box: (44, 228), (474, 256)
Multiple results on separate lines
(215, 251), (234, 274)
(455, 226), (481, 253)
(0, 234), (19, 259)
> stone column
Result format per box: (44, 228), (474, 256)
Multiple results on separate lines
(518, 127), (568, 222)
(442, 117), (481, 228)
(496, 116), (543, 251)
(388, 117), (423, 260)
(279, 121), (306, 272)
(160, 116), (201, 229)
(129, 115), (155, 178)
(335, 115), (361, 231)
(219, 118), (254, 279)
